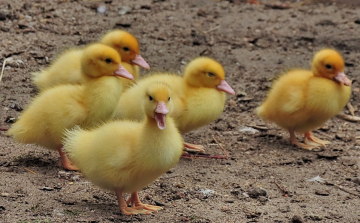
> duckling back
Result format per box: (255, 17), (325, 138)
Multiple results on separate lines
(175, 86), (226, 134)
(32, 49), (84, 91)
(8, 85), (86, 149)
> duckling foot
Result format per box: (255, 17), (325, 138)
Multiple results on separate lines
(289, 130), (319, 151)
(0, 127), (8, 131)
(116, 190), (153, 215)
(184, 142), (205, 153)
(57, 146), (79, 171)
(128, 192), (163, 213)
(304, 132), (330, 148)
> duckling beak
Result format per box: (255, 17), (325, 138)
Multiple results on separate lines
(154, 102), (169, 130)
(334, 71), (351, 86)
(131, 54), (150, 70)
(114, 65), (134, 80)
(216, 80), (236, 95)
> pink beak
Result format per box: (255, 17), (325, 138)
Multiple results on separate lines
(334, 71), (351, 86)
(131, 54), (150, 70)
(216, 80), (235, 95)
(114, 65), (134, 80)
(154, 102), (169, 130)
(155, 102), (169, 114)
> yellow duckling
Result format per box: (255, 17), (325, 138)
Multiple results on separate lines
(32, 29), (149, 91)
(256, 49), (351, 150)
(8, 44), (133, 170)
(63, 83), (183, 215)
(114, 57), (235, 152)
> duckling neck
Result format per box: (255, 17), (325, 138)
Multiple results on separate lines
(137, 116), (182, 166)
(82, 76), (124, 127)
(311, 64), (321, 77)
(185, 77), (201, 88)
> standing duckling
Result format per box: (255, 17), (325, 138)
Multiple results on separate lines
(256, 49), (351, 150)
(32, 29), (149, 91)
(114, 57), (235, 152)
(8, 44), (134, 170)
(63, 83), (183, 215)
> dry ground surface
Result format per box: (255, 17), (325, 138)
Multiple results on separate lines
(1, 0), (360, 222)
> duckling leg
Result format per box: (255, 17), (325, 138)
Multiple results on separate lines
(304, 131), (330, 148)
(184, 142), (205, 153)
(114, 189), (152, 215)
(128, 192), (163, 212)
(57, 146), (79, 171)
(289, 130), (319, 150)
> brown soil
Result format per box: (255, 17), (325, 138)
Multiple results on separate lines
(1, 0), (360, 222)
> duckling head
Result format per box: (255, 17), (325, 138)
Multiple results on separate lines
(81, 43), (134, 80)
(312, 49), (351, 86)
(100, 30), (150, 69)
(183, 57), (235, 95)
(143, 83), (173, 130)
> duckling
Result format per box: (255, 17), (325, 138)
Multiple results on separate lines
(114, 57), (235, 153)
(32, 29), (149, 91)
(256, 49), (351, 150)
(63, 83), (183, 215)
(8, 44), (134, 170)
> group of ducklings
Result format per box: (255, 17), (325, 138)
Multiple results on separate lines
(7, 29), (352, 215)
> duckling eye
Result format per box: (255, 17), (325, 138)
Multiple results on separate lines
(168, 97), (170, 101)
(123, 47), (130, 52)
(325, 64), (332, 70)
(207, 72), (215, 77)
(149, 95), (153, 101)
(105, 58), (112, 64)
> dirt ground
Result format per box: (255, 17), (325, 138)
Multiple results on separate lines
(1, 0), (360, 222)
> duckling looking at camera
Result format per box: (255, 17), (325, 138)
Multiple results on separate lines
(8, 44), (133, 170)
(114, 57), (235, 153)
(32, 29), (149, 91)
(63, 83), (183, 215)
(256, 49), (351, 150)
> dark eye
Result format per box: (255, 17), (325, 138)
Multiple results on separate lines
(168, 97), (170, 101)
(105, 58), (112, 64)
(149, 95), (153, 101)
(325, 64), (332, 70)
(123, 47), (130, 52)
(207, 72), (215, 77)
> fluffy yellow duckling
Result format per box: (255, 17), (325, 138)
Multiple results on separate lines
(63, 83), (183, 215)
(256, 49), (352, 150)
(114, 57), (235, 152)
(8, 44), (134, 170)
(32, 29), (149, 91)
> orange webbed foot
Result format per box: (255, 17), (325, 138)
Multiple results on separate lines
(304, 132), (330, 148)
(57, 146), (79, 171)
(116, 190), (153, 215)
(289, 130), (319, 151)
(128, 192), (162, 213)
(183, 142), (205, 153)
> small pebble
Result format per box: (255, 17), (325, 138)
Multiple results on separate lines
(315, 189), (330, 196)
(0, 12), (6, 21)
(351, 177), (360, 185)
(291, 215), (304, 223)
(1, 192), (9, 197)
(247, 187), (266, 198)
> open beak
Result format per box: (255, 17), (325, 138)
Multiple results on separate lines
(154, 102), (169, 130)
(334, 71), (351, 86)
(216, 80), (235, 95)
(131, 54), (150, 70)
(114, 65), (134, 80)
